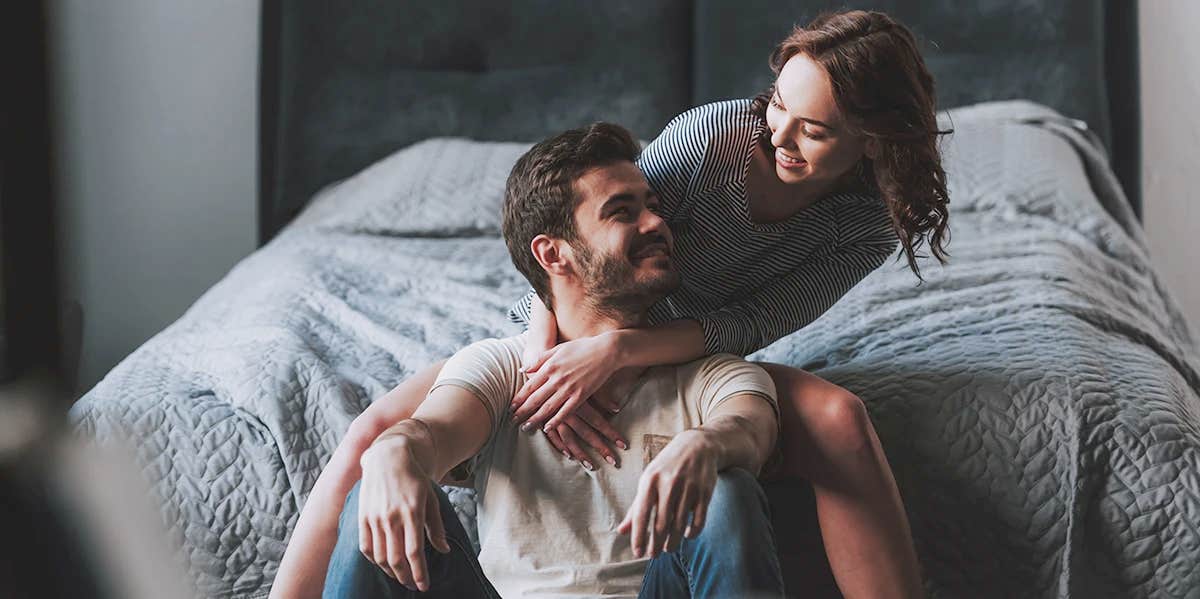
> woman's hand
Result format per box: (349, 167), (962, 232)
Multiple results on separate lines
(511, 332), (624, 431)
(543, 400), (629, 469)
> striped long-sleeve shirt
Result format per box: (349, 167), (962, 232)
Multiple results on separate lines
(508, 99), (899, 357)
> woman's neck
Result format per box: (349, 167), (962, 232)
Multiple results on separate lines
(746, 141), (864, 224)
(745, 144), (824, 223)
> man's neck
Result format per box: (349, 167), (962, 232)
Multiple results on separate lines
(548, 287), (647, 343)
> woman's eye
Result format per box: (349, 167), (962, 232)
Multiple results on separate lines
(805, 130), (827, 141)
(770, 97), (784, 110)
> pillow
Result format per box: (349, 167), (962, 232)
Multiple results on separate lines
(292, 138), (532, 237)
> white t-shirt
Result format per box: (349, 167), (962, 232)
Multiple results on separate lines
(429, 333), (778, 598)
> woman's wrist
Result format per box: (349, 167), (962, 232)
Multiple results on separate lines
(605, 329), (634, 368)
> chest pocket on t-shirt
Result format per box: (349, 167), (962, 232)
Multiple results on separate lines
(642, 434), (674, 465)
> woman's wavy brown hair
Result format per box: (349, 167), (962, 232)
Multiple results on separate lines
(751, 10), (950, 278)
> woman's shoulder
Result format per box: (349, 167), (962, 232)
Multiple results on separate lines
(657, 99), (761, 150)
(638, 99), (762, 194)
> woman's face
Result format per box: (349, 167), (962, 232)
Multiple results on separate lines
(764, 53), (868, 187)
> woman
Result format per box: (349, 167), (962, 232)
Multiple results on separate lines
(273, 9), (947, 599)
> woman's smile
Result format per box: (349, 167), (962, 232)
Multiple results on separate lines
(774, 149), (807, 170)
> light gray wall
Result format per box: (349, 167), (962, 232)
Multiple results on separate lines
(1141, 2), (1200, 334)
(48, 0), (259, 390)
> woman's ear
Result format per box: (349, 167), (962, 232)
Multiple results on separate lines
(864, 137), (881, 161)
(530, 235), (572, 276)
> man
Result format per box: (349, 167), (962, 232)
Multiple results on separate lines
(322, 123), (784, 598)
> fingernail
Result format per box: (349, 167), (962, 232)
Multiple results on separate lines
(520, 422), (534, 433)
(605, 455), (616, 466)
(684, 525), (693, 538)
(582, 460), (595, 471)
(561, 450), (570, 459)
(543, 424), (553, 433)
(616, 440), (628, 450)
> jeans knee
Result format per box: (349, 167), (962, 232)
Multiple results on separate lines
(704, 468), (769, 537)
(337, 481), (363, 543)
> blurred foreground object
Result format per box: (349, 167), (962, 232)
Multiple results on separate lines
(0, 386), (193, 599)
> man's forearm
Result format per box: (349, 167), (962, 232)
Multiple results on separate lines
(368, 418), (445, 480)
(690, 410), (777, 475)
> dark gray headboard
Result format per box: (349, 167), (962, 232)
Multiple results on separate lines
(259, 0), (1139, 243)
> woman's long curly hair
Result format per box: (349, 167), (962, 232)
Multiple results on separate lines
(751, 10), (951, 279)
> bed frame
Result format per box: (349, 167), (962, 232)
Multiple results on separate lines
(258, 0), (1140, 244)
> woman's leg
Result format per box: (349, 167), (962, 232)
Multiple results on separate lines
(757, 362), (922, 599)
(270, 358), (449, 599)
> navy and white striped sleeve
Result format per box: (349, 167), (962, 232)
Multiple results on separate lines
(637, 111), (709, 222)
(696, 215), (899, 357)
(507, 288), (536, 326)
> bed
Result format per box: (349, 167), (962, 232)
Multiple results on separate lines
(71, 1), (1200, 598)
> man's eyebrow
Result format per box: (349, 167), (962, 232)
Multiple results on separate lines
(775, 88), (836, 130)
(599, 193), (637, 213)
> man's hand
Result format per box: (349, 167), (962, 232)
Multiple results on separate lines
(618, 429), (718, 558)
(357, 436), (451, 592)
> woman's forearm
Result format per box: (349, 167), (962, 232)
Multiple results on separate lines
(612, 319), (707, 369)
(530, 294), (556, 341)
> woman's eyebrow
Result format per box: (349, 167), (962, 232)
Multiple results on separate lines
(776, 88), (836, 130)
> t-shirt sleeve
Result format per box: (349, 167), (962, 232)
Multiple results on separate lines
(688, 354), (779, 427)
(428, 337), (523, 443)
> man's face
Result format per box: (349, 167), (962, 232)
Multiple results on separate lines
(568, 161), (679, 312)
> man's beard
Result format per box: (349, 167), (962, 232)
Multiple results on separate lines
(572, 240), (680, 322)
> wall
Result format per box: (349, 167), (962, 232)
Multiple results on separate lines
(1141, 1), (1200, 335)
(41, 1), (1199, 393)
(48, 0), (259, 390)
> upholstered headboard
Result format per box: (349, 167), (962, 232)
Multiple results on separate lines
(259, 0), (1140, 243)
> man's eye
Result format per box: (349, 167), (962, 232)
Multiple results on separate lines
(612, 207), (631, 218)
(647, 205), (662, 215)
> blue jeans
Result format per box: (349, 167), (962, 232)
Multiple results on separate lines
(323, 482), (501, 599)
(323, 469), (783, 598)
(639, 468), (785, 598)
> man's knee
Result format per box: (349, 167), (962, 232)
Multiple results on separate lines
(703, 468), (770, 538)
(336, 481), (363, 548)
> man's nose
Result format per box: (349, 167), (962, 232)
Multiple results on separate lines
(639, 206), (673, 245)
(639, 206), (668, 234)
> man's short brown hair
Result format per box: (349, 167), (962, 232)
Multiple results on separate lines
(502, 122), (641, 310)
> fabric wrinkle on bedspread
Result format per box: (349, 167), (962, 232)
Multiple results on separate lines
(71, 101), (1200, 598)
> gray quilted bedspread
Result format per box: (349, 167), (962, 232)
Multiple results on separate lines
(71, 101), (1200, 599)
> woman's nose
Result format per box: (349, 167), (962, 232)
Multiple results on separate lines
(771, 117), (798, 149)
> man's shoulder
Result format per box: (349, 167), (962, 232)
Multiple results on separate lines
(460, 333), (526, 356)
(442, 334), (527, 379)
(671, 353), (768, 387)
